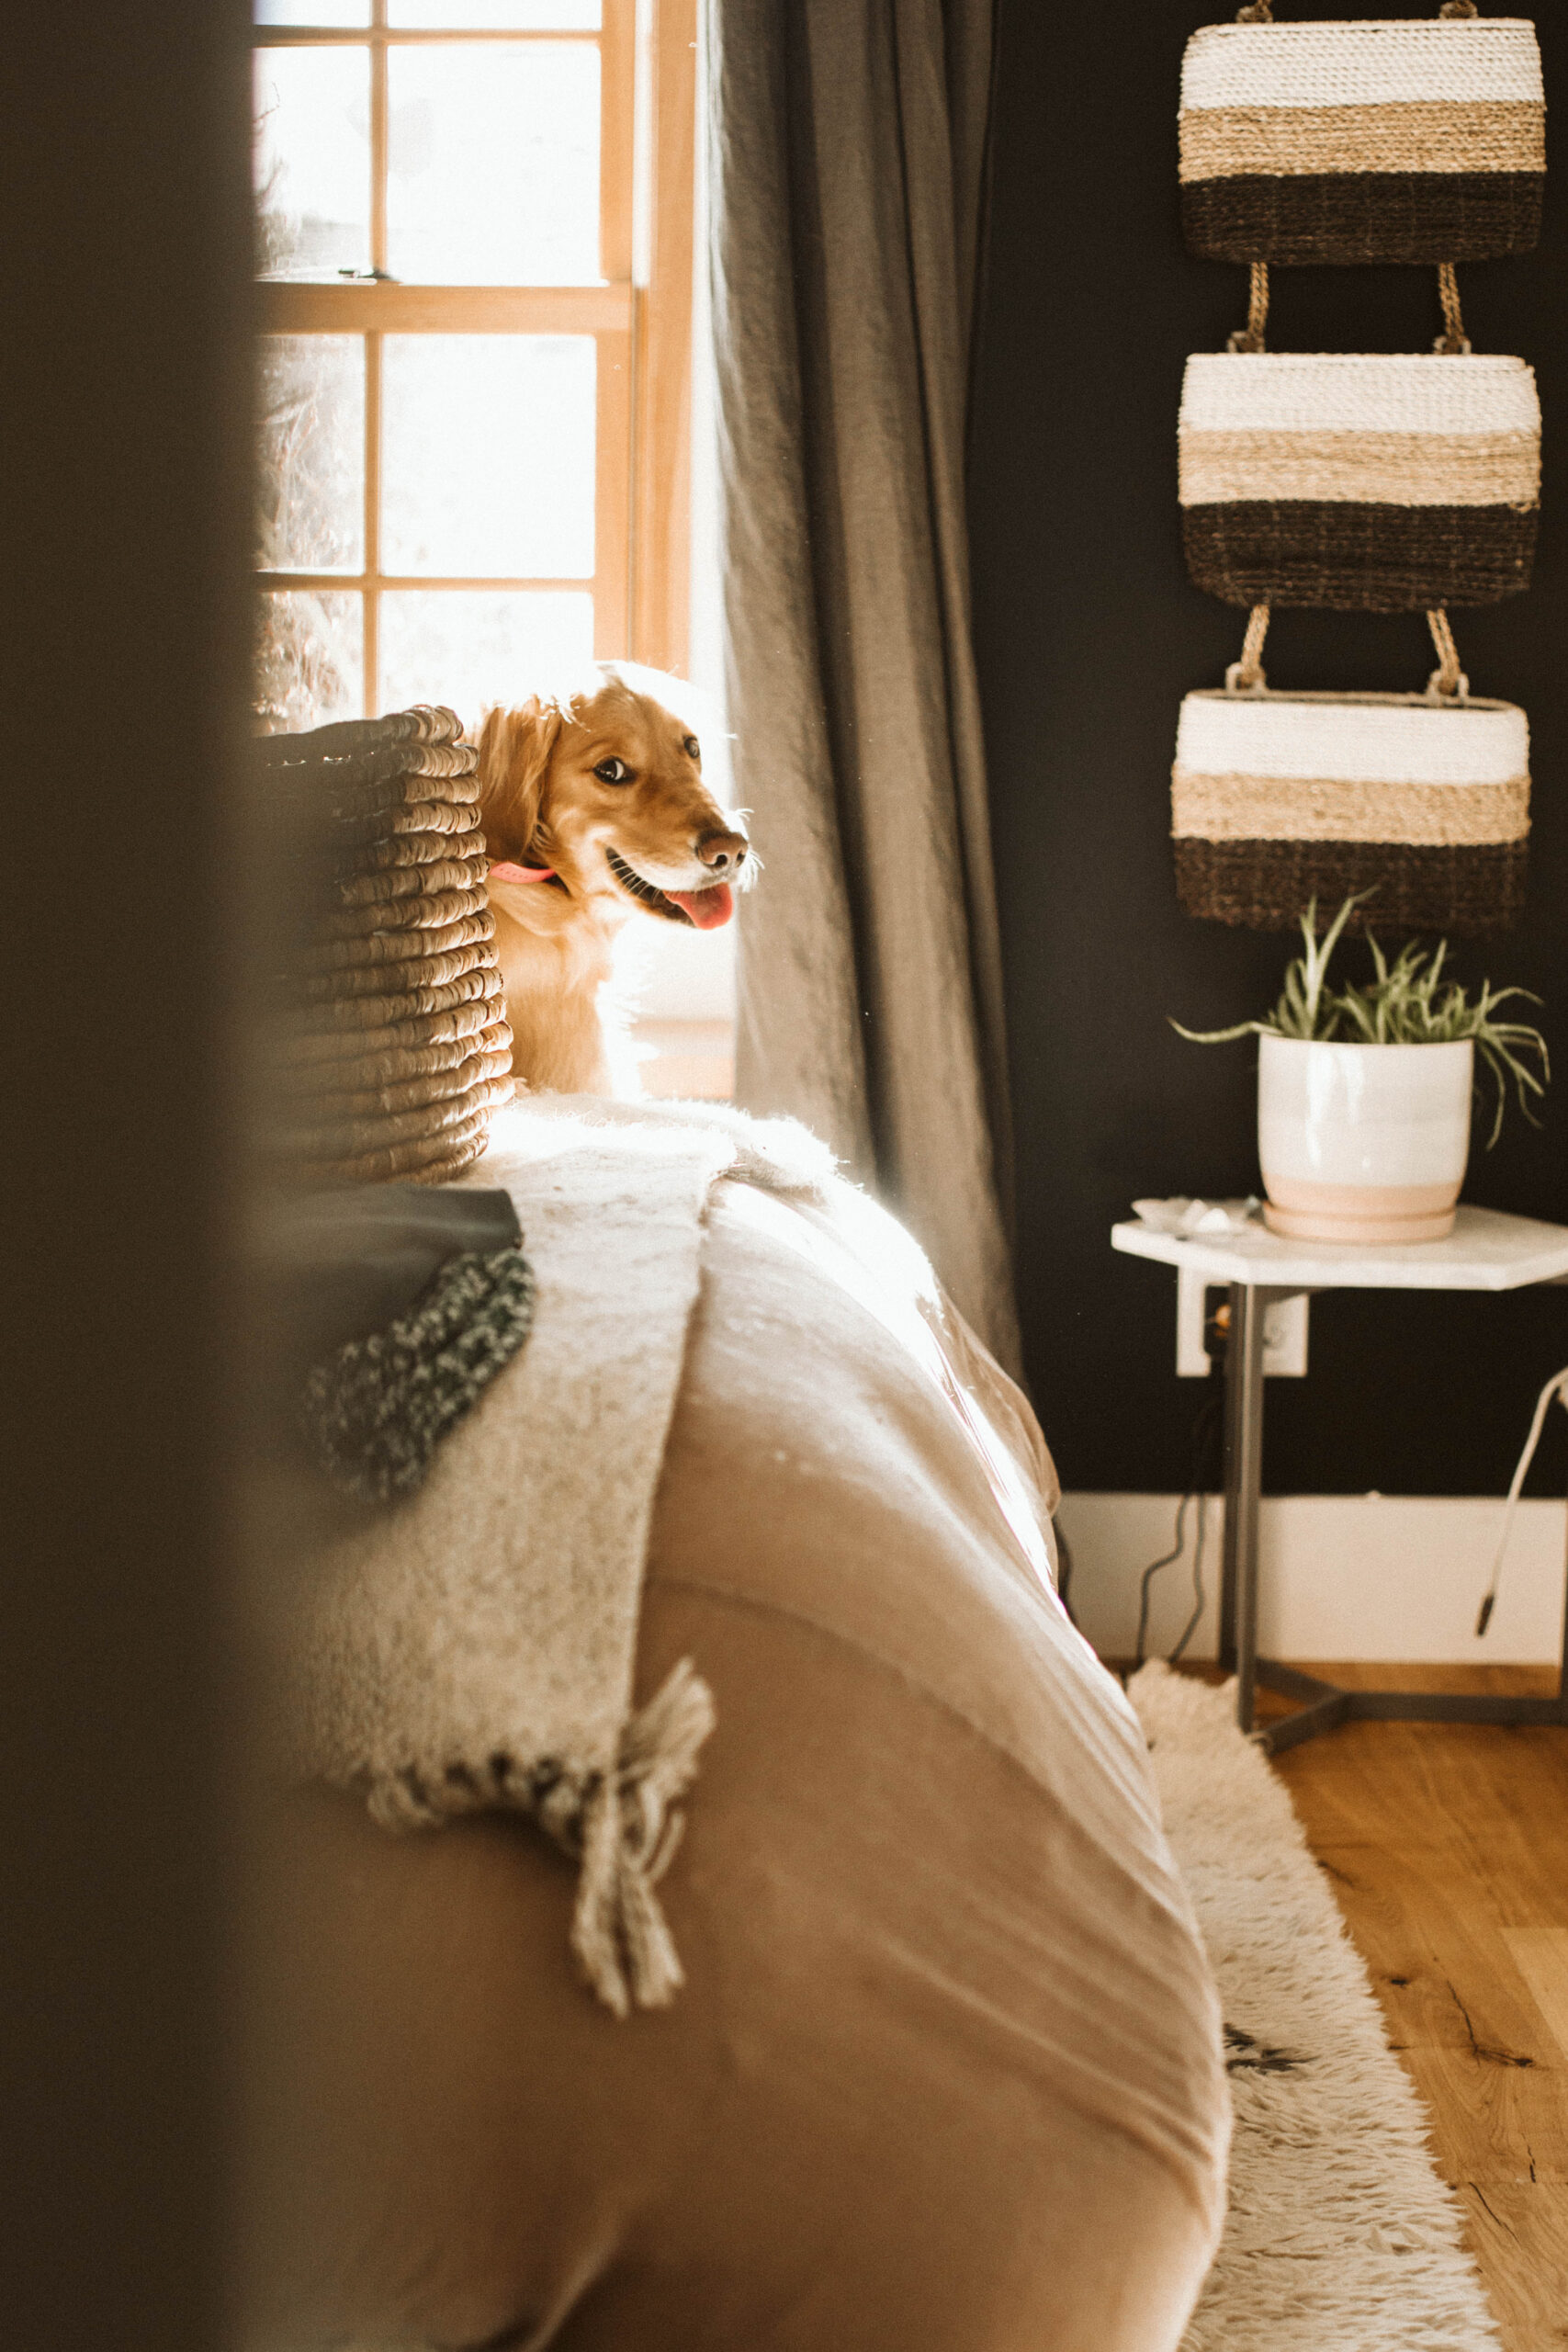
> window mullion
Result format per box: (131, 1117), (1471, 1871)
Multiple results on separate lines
(364, 332), (381, 717)
(370, 7), (389, 277)
(600, 0), (636, 284)
(367, 0), (387, 716)
(258, 286), (631, 334)
(593, 326), (632, 660)
(631, 0), (695, 673)
(256, 2), (665, 711)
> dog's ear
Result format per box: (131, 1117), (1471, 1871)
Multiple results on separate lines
(477, 699), (565, 861)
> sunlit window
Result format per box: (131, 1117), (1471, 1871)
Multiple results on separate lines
(254, 0), (728, 1095)
(254, 0), (693, 732)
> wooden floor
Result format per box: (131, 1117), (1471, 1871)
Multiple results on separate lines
(1234, 1664), (1568, 2352)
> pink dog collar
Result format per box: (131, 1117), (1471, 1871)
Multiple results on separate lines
(489, 860), (557, 885)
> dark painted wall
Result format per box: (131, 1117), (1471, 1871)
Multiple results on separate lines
(969, 0), (1568, 1498)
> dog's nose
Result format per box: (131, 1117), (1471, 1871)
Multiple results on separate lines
(697, 829), (748, 874)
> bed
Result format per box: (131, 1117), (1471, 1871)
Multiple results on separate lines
(247, 1126), (1229, 2351)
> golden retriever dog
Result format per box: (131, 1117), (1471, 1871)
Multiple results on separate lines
(477, 670), (750, 1096)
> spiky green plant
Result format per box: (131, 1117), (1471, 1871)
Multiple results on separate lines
(1172, 892), (1550, 1148)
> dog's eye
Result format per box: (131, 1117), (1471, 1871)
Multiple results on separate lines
(593, 758), (633, 785)
(682, 734), (701, 762)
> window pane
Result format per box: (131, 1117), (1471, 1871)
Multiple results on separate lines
(256, 591), (365, 731)
(389, 1), (600, 21)
(255, 2), (370, 24)
(386, 45), (599, 284)
(378, 591), (594, 719)
(254, 46), (370, 279)
(257, 335), (366, 572)
(381, 337), (595, 577)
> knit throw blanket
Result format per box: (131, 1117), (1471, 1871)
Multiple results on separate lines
(282, 1097), (836, 2018)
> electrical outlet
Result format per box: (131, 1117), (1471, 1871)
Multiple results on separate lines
(1177, 1269), (1309, 1377)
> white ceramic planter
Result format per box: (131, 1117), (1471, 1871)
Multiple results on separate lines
(1258, 1035), (1473, 1244)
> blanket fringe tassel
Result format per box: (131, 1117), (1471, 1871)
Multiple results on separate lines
(570, 1659), (717, 2018)
(359, 1657), (716, 2018)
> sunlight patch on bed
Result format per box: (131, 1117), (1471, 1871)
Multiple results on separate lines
(721, 1184), (1057, 1598)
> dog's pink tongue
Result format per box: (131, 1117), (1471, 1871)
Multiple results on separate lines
(667, 881), (734, 930)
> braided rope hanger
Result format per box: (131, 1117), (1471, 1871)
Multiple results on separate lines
(1226, 603), (1271, 692)
(1228, 264), (1269, 354)
(1224, 605), (1470, 698)
(1427, 607), (1468, 699)
(1236, 1), (1480, 14)
(1229, 260), (1468, 355)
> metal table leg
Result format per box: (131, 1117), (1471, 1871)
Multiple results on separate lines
(1190, 1265), (1566, 1752)
(1225, 1278), (1568, 1752)
(1217, 1302), (1241, 1676)
(1224, 1283), (1268, 1733)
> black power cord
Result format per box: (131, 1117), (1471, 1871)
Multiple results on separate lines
(1134, 1381), (1225, 1669)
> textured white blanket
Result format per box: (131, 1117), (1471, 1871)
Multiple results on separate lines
(285, 1098), (836, 2017)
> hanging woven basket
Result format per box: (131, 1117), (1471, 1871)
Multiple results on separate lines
(1170, 629), (1530, 933)
(1179, 13), (1545, 266)
(1179, 351), (1540, 610)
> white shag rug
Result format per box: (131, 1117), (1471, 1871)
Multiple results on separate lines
(1129, 1663), (1501, 2352)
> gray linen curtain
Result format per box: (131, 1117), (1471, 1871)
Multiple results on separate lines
(706, 0), (1021, 1374)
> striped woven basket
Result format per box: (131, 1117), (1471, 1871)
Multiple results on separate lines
(259, 705), (513, 1185)
(1179, 14), (1545, 266)
(1171, 684), (1529, 933)
(1179, 351), (1540, 610)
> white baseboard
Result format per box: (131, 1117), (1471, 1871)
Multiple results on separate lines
(1055, 1491), (1567, 1666)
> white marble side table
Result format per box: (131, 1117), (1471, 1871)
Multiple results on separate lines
(1111, 1205), (1568, 1753)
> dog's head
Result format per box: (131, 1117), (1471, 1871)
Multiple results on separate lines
(477, 673), (750, 931)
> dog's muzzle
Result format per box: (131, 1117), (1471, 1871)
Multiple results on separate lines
(604, 844), (738, 930)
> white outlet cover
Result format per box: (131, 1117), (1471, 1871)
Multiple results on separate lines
(1176, 1268), (1309, 1377)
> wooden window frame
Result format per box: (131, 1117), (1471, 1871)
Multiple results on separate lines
(254, 0), (694, 714)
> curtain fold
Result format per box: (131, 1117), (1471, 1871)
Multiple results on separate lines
(706, 0), (1021, 1373)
